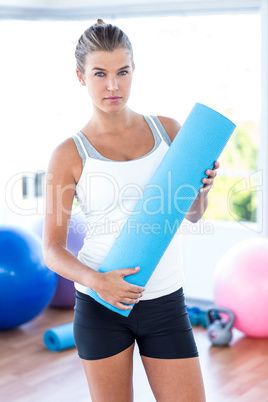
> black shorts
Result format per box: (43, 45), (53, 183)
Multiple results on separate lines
(73, 288), (199, 361)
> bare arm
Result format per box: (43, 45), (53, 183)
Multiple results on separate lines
(42, 139), (99, 287)
(42, 139), (144, 310)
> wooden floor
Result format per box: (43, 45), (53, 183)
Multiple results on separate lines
(1, 306), (268, 402)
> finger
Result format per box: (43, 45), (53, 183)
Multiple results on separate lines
(128, 285), (145, 293)
(205, 161), (219, 176)
(126, 291), (143, 299)
(202, 177), (214, 185)
(205, 169), (217, 178)
(210, 170), (217, 178)
(120, 266), (140, 277)
(116, 302), (134, 310)
(122, 297), (140, 304)
(200, 185), (212, 193)
(211, 170), (217, 177)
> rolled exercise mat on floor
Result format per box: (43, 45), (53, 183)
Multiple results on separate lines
(43, 322), (75, 352)
(86, 103), (236, 317)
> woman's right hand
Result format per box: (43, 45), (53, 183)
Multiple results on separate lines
(92, 267), (145, 310)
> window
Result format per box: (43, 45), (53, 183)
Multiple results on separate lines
(119, 14), (261, 225)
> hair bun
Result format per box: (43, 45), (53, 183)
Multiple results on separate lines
(96, 19), (105, 25)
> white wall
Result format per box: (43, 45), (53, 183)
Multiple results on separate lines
(1, 0), (267, 302)
(0, 0), (257, 8)
(0, 0), (261, 14)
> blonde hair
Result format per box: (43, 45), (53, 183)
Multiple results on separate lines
(75, 19), (134, 75)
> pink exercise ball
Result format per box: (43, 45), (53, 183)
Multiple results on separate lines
(214, 237), (268, 338)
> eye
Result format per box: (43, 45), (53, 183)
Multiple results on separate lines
(119, 70), (128, 76)
(95, 72), (105, 77)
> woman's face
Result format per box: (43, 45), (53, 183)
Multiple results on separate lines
(77, 48), (135, 114)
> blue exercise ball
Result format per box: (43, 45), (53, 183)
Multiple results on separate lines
(0, 226), (57, 329)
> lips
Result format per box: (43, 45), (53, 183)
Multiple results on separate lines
(104, 96), (122, 103)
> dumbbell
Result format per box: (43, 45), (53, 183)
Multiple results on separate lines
(187, 307), (208, 328)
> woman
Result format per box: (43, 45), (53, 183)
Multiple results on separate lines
(43, 19), (219, 401)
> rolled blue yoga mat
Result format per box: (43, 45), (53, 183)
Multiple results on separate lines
(43, 322), (75, 352)
(86, 103), (236, 317)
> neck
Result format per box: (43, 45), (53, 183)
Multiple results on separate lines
(89, 106), (137, 135)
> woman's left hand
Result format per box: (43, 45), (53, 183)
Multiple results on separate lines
(199, 161), (220, 194)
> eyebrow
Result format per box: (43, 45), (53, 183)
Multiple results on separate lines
(91, 65), (130, 71)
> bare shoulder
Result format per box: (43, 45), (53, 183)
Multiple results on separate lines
(157, 115), (181, 142)
(47, 137), (82, 184)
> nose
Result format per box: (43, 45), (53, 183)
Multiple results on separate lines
(107, 76), (118, 92)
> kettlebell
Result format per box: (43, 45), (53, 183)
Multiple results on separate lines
(206, 308), (235, 346)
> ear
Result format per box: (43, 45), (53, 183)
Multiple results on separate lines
(76, 69), (86, 86)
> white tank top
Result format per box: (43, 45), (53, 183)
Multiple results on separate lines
(72, 115), (185, 300)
